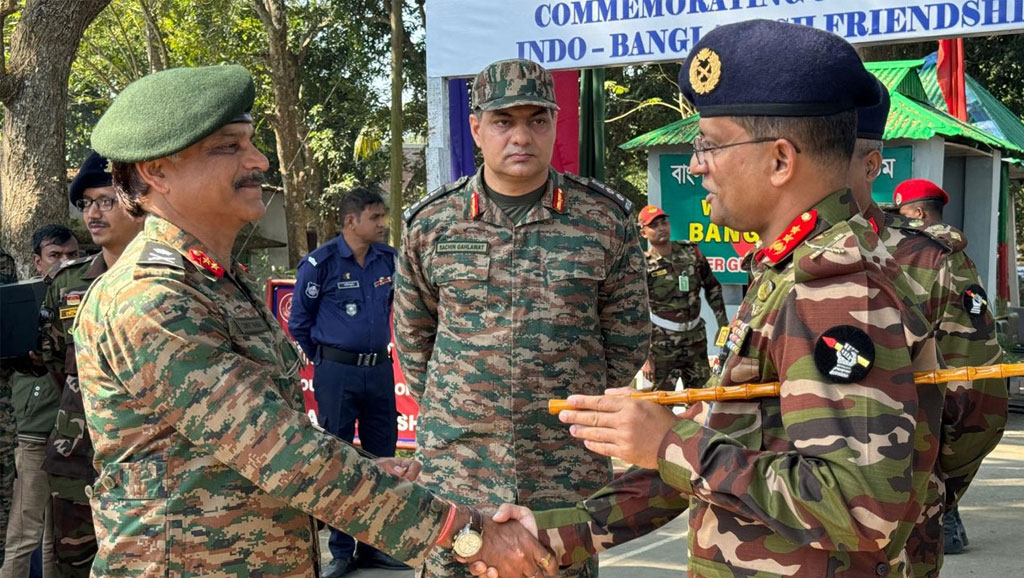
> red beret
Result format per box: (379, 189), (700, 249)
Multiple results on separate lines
(638, 205), (668, 227)
(893, 179), (949, 208)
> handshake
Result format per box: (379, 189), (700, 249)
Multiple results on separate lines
(446, 503), (552, 578)
(375, 458), (555, 578)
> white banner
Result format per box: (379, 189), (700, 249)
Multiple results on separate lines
(426, 0), (1024, 77)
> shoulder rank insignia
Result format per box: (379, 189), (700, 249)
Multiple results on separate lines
(403, 176), (468, 225)
(564, 173), (633, 215)
(137, 241), (184, 269)
(756, 210), (817, 265)
(44, 254), (92, 283)
(814, 325), (874, 383)
(188, 248), (225, 279)
(963, 284), (988, 317)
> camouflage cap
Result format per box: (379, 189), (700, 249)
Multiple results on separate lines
(471, 59), (560, 112)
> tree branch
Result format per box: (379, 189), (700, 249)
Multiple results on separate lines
(297, 17), (331, 64)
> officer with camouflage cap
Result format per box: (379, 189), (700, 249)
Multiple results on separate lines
(637, 204), (727, 392)
(74, 64), (556, 578)
(472, 19), (947, 578)
(395, 58), (650, 578)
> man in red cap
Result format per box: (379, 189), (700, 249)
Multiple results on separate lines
(637, 205), (728, 391)
(890, 178), (1007, 560)
(893, 178), (951, 224)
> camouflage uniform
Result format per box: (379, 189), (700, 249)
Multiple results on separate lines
(72, 216), (451, 577)
(533, 190), (945, 578)
(395, 167), (650, 577)
(863, 204), (1008, 576)
(40, 254), (105, 577)
(0, 247), (18, 567)
(645, 241), (728, 391)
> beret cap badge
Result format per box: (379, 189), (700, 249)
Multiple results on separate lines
(689, 48), (722, 95)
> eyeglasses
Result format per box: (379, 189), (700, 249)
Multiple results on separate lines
(74, 197), (117, 212)
(691, 136), (801, 166)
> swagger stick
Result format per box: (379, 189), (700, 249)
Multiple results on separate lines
(547, 363), (1024, 415)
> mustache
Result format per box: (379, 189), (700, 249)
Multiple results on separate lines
(234, 171), (265, 189)
(88, 220), (108, 228)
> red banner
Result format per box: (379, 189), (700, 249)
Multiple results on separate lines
(265, 279), (419, 450)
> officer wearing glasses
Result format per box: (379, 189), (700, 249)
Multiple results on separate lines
(39, 151), (143, 578)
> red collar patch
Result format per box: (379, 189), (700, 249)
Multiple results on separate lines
(756, 210), (818, 265)
(469, 190), (482, 220)
(552, 187), (566, 213)
(188, 248), (225, 279)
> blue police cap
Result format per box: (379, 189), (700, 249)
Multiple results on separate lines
(680, 19), (881, 117)
(857, 79), (891, 140)
(68, 151), (113, 206)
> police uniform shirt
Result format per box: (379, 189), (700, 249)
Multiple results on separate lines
(288, 235), (396, 358)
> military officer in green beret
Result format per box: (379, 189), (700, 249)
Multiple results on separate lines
(74, 65), (557, 578)
(395, 58), (650, 578)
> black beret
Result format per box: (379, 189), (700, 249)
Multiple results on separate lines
(857, 79), (891, 140)
(680, 19), (881, 117)
(91, 65), (255, 163)
(68, 151), (113, 205)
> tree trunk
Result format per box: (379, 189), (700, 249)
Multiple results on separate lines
(0, 0), (111, 278)
(252, 0), (321, 266)
(388, 0), (404, 249)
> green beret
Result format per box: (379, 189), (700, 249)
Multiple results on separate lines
(91, 65), (255, 163)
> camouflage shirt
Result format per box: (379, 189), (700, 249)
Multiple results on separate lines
(864, 204), (1007, 577)
(395, 167), (650, 576)
(73, 215), (450, 577)
(40, 253), (107, 481)
(645, 241), (728, 328)
(534, 190), (944, 578)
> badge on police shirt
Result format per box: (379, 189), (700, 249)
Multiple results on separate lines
(305, 282), (320, 299)
(374, 276), (392, 288)
(345, 302), (359, 316)
(337, 280), (360, 290)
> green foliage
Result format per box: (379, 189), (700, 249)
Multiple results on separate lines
(602, 64), (688, 208)
(66, 0), (429, 221)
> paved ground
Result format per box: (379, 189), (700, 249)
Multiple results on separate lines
(326, 411), (1024, 577)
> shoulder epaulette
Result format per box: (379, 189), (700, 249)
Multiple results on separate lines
(564, 173), (634, 216)
(136, 241), (184, 269)
(44, 254), (93, 283)
(922, 223), (967, 253)
(403, 176), (468, 225)
(302, 241), (336, 269)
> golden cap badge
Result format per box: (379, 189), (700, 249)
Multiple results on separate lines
(689, 48), (722, 95)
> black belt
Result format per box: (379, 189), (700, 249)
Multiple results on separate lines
(320, 345), (390, 367)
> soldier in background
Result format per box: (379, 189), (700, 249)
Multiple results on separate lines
(73, 64), (555, 578)
(38, 152), (144, 578)
(395, 58), (650, 578)
(0, 246), (18, 569)
(637, 205), (728, 391)
(2, 226), (79, 578)
(892, 179), (1008, 559)
(473, 19), (945, 578)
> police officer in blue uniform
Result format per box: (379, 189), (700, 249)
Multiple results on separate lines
(288, 187), (406, 577)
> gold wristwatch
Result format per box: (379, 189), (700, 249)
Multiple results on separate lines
(452, 508), (484, 558)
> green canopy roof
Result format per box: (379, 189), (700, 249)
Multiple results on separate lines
(621, 60), (1023, 155)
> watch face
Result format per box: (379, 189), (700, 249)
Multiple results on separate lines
(453, 531), (483, 558)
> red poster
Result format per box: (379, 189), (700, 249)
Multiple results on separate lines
(266, 279), (418, 450)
